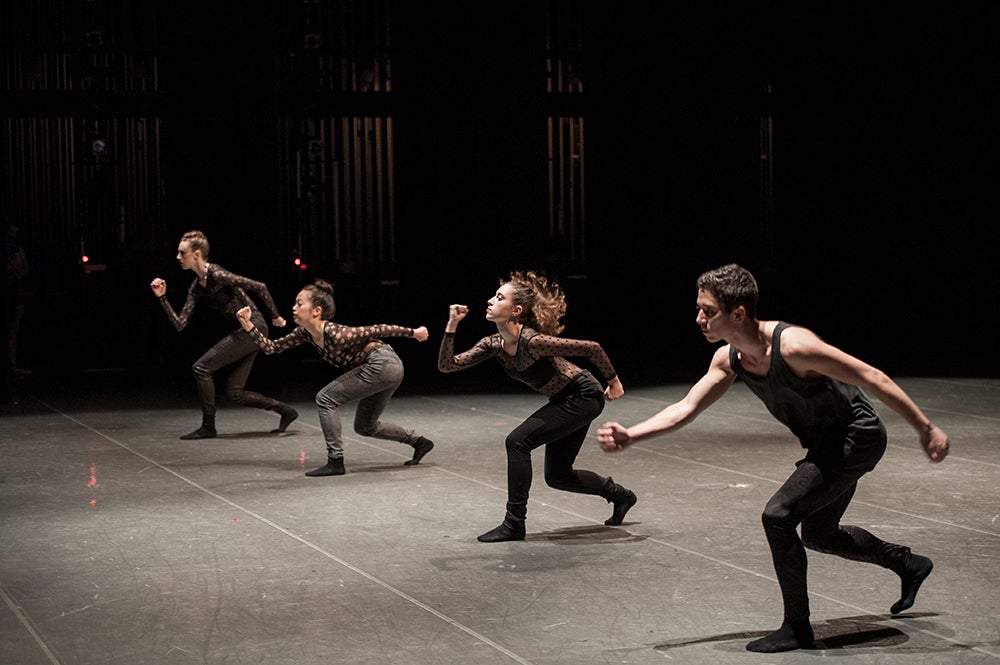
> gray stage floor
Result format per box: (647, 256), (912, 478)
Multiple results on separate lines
(1, 375), (998, 664)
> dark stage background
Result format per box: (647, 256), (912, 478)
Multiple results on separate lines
(2, 2), (997, 402)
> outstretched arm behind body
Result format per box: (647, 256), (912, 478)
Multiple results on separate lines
(778, 326), (949, 462)
(598, 345), (735, 452)
(212, 264), (284, 324)
(525, 333), (623, 400)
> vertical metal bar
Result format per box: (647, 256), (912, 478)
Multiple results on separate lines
(373, 116), (381, 270)
(153, 117), (162, 230)
(567, 117), (576, 258)
(341, 116), (351, 263)
(760, 83), (775, 269)
(558, 116), (566, 236)
(353, 116), (363, 265)
(577, 116), (586, 267)
(385, 116), (395, 270)
(363, 116), (373, 271)
(547, 116), (555, 235)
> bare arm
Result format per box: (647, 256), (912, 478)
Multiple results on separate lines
(780, 326), (949, 462)
(598, 345), (735, 452)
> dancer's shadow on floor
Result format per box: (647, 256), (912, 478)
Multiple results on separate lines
(217, 429), (301, 440)
(652, 613), (949, 654)
(536, 524), (647, 544)
(347, 462), (430, 474)
(813, 616), (912, 649)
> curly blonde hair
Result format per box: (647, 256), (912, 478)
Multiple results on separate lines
(502, 270), (566, 336)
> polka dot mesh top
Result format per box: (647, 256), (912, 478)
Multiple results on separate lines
(438, 327), (617, 397)
(158, 263), (281, 331)
(248, 321), (414, 370)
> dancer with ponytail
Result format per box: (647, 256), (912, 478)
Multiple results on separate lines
(438, 270), (636, 542)
(237, 279), (433, 476)
(150, 230), (298, 439)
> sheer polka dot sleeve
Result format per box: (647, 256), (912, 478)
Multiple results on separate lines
(247, 325), (311, 355)
(524, 333), (617, 382)
(438, 332), (498, 373)
(314, 322), (415, 368)
(157, 281), (199, 332)
(211, 264), (282, 320)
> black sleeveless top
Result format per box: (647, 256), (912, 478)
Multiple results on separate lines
(730, 322), (880, 448)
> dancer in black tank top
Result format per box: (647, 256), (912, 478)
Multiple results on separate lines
(599, 263), (949, 653)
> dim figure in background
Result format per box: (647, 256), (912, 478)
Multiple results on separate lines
(150, 230), (298, 439)
(598, 263), (949, 653)
(4, 224), (31, 376)
(236, 278), (433, 476)
(438, 270), (635, 542)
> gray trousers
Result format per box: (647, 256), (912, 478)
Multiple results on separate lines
(315, 345), (417, 460)
(191, 310), (287, 421)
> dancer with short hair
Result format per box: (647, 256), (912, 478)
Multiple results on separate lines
(150, 230), (297, 439)
(598, 263), (949, 653)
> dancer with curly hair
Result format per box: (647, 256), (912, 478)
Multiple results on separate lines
(438, 270), (636, 542)
(150, 230), (298, 439)
(237, 279), (433, 476)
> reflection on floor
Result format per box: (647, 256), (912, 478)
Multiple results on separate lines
(2, 375), (998, 664)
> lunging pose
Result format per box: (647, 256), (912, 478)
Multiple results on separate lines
(237, 279), (433, 476)
(438, 270), (636, 542)
(150, 230), (297, 439)
(598, 263), (949, 653)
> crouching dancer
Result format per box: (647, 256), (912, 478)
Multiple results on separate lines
(598, 264), (949, 653)
(237, 279), (433, 476)
(439, 270), (636, 542)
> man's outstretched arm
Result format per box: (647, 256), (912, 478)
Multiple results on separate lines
(599, 345), (736, 452)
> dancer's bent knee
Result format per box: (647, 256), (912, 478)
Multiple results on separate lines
(504, 434), (533, 460)
(761, 504), (800, 536)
